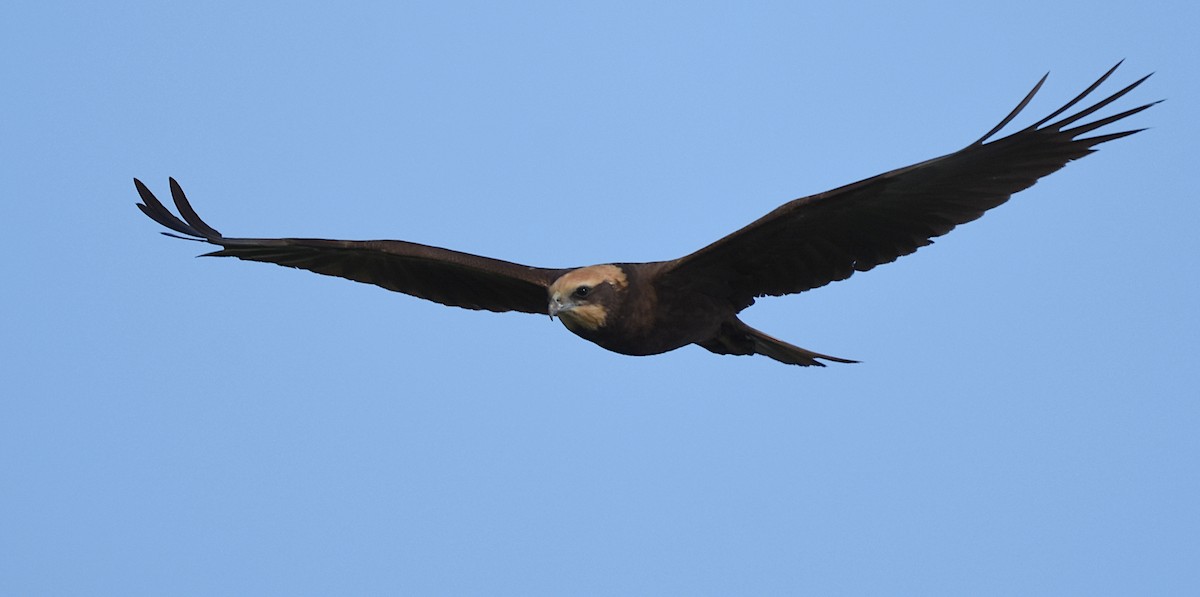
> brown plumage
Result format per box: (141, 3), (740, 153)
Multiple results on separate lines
(137, 63), (1155, 366)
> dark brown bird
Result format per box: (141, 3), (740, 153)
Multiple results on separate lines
(137, 63), (1154, 366)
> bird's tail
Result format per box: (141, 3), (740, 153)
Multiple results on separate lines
(699, 319), (858, 367)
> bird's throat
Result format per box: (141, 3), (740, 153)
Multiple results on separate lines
(559, 304), (608, 332)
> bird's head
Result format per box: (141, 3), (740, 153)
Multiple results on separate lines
(548, 265), (628, 332)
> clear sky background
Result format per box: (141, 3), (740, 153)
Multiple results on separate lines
(3, 1), (1197, 595)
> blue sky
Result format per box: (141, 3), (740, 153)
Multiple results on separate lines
(3, 1), (1198, 594)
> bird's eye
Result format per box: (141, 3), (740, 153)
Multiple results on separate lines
(573, 286), (590, 298)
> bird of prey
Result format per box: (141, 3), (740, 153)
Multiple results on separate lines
(137, 63), (1154, 366)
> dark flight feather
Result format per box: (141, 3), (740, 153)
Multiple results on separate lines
(658, 64), (1157, 310)
(135, 178), (569, 314)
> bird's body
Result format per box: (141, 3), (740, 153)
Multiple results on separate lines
(137, 63), (1155, 366)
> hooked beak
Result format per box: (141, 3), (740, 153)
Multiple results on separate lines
(548, 296), (570, 319)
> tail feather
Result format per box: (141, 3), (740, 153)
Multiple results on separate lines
(699, 319), (858, 367)
(748, 328), (857, 367)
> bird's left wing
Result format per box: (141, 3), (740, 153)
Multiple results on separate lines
(137, 178), (569, 314)
(657, 63), (1156, 311)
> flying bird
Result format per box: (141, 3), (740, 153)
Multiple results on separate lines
(137, 63), (1154, 366)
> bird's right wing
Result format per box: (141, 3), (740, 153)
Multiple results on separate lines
(136, 178), (570, 314)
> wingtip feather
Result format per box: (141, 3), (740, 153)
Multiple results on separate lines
(168, 178), (224, 239)
(970, 71), (1048, 146)
(135, 179), (203, 238)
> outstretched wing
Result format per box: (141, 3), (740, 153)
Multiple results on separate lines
(659, 62), (1157, 310)
(136, 178), (569, 314)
